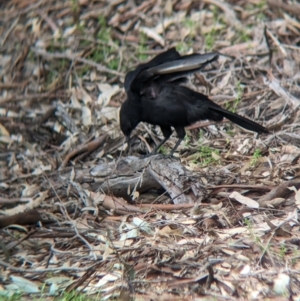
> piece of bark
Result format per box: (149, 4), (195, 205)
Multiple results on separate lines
(258, 180), (300, 206)
(0, 209), (43, 228)
(91, 155), (206, 204)
(149, 156), (205, 204)
(90, 156), (162, 200)
(47, 155), (206, 204)
(267, 0), (300, 17)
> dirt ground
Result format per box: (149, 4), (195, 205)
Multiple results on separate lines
(1, 0), (300, 300)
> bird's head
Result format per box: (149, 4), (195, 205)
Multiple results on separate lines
(119, 99), (140, 146)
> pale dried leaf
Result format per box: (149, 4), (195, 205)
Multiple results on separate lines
(10, 276), (40, 293)
(140, 26), (165, 46)
(82, 106), (92, 126)
(97, 83), (120, 107)
(229, 191), (259, 208)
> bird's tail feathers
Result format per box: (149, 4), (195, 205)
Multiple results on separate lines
(210, 106), (268, 134)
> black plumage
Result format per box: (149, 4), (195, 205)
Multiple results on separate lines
(120, 48), (268, 155)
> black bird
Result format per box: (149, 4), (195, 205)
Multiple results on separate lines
(120, 48), (268, 156)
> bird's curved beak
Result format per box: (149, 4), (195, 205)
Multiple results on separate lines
(126, 135), (130, 147)
(125, 135), (131, 154)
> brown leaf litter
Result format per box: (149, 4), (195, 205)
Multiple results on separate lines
(1, 0), (300, 300)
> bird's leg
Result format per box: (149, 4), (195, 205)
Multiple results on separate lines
(140, 137), (169, 159)
(151, 126), (173, 155)
(169, 126), (186, 156)
(142, 126), (173, 157)
(169, 138), (184, 156)
(152, 136), (171, 154)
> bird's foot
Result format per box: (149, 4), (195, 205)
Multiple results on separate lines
(140, 151), (180, 160)
(154, 153), (180, 160)
(139, 152), (157, 159)
(165, 153), (180, 160)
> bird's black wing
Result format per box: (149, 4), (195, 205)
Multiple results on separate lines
(126, 49), (219, 95)
(144, 52), (219, 91)
(146, 52), (219, 76)
(124, 48), (180, 93)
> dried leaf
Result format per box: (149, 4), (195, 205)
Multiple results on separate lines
(97, 83), (120, 107)
(82, 106), (92, 126)
(10, 276), (40, 293)
(229, 191), (259, 208)
(273, 273), (290, 296)
(0, 123), (10, 136)
(140, 27), (165, 46)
